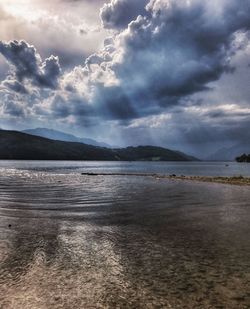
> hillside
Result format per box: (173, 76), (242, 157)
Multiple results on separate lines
(0, 130), (198, 161)
(115, 146), (197, 161)
(0, 130), (115, 160)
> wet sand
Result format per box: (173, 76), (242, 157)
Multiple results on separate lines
(0, 170), (250, 308)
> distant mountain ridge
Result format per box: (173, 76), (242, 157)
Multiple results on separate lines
(207, 142), (250, 161)
(0, 129), (198, 161)
(23, 128), (111, 148)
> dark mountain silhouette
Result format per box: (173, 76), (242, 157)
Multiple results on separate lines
(0, 129), (198, 161)
(115, 146), (198, 161)
(236, 154), (250, 163)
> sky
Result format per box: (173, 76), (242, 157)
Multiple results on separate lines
(0, 0), (250, 156)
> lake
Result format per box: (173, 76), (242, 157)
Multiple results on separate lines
(0, 161), (250, 308)
(0, 160), (249, 176)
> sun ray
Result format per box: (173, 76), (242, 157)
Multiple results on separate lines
(1, 0), (44, 21)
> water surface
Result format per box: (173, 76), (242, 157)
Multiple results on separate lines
(0, 160), (250, 176)
(0, 161), (250, 308)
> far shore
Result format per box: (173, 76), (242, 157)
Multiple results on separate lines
(81, 172), (250, 186)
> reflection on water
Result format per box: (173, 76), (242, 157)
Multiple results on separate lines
(0, 164), (250, 308)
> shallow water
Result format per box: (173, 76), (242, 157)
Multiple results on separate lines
(0, 162), (250, 308)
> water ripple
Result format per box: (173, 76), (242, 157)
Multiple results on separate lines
(1, 164), (250, 308)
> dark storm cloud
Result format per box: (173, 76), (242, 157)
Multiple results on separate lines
(100, 0), (148, 29)
(63, 0), (248, 131)
(3, 80), (29, 94)
(0, 40), (61, 91)
(179, 116), (250, 145)
(111, 0), (250, 112)
(94, 85), (138, 120)
(41, 55), (61, 88)
(206, 109), (250, 119)
(46, 0), (250, 132)
(3, 100), (25, 117)
(46, 85), (137, 125)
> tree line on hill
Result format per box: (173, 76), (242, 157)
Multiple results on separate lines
(236, 154), (250, 163)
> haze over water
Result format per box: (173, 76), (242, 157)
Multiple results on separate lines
(0, 161), (250, 308)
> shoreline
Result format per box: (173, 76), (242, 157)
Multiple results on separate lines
(163, 175), (250, 186)
(81, 173), (250, 186)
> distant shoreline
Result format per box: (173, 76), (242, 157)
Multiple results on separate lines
(81, 173), (250, 186)
(163, 175), (250, 186)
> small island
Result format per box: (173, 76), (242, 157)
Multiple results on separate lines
(236, 154), (250, 163)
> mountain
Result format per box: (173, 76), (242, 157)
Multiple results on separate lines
(0, 130), (115, 160)
(207, 142), (250, 161)
(22, 128), (111, 148)
(174, 150), (198, 162)
(0, 130), (198, 161)
(115, 146), (198, 161)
